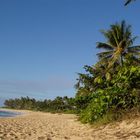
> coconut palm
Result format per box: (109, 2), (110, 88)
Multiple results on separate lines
(96, 20), (140, 68)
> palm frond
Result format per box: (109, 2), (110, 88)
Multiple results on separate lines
(101, 30), (118, 46)
(97, 20), (139, 67)
(108, 52), (121, 68)
(97, 51), (113, 59)
(121, 20), (125, 38)
(129, 56), (140, 64)
(125, 0), (136, 6)
(126, 37), (137, 47)
(96, 42), (114, 50)
(128, 45), (140, 51)
(128, 51), (140, 57)
(110, 24), (120, 46)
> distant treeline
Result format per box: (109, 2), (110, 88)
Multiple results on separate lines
(4, 96), (76, 113)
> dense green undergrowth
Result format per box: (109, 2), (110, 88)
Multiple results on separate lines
(76, 65), (140, 124)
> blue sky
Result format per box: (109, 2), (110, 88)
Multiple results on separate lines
(0, 0), (140, 105)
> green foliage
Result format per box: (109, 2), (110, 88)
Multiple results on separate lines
(78, 65), (140, 124)
(75, 64), (111, 97)
(4, 96), (76, 113)
(75, 93), (93, 111)
(80, 89), (110, 123)
(96, 20), (140, 68)
(75, 21), (140, 124)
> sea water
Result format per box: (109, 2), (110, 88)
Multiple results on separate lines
(0, 110), (20, 117)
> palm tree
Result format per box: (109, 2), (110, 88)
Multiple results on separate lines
(96, 20), (140, 68)
(124, 0), (136, 6)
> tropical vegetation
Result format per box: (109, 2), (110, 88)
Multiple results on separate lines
(4, 21), (140, 125)
(97, 20), (140, 68)
(4, 96), (76, 113)
(75, 20), (140, 124)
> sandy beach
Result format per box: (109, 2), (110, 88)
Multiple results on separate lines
(0, 110), (140, 140)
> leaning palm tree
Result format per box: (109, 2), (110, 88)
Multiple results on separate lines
(96, 20), (140, 68)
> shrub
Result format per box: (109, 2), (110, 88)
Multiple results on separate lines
(79, 65), (140, 124)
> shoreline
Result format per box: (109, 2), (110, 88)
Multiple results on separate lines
(0, 108), (29, 118)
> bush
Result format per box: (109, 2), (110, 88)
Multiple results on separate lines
(79, 65), (140, 124)
(80, 89), (110, 123)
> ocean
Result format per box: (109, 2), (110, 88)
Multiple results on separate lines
(0, 110), (20, 117)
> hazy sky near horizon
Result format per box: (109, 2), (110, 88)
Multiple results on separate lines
(0, 0), (140, 104)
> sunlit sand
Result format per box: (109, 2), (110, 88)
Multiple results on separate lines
(0, 109), (140, 140)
